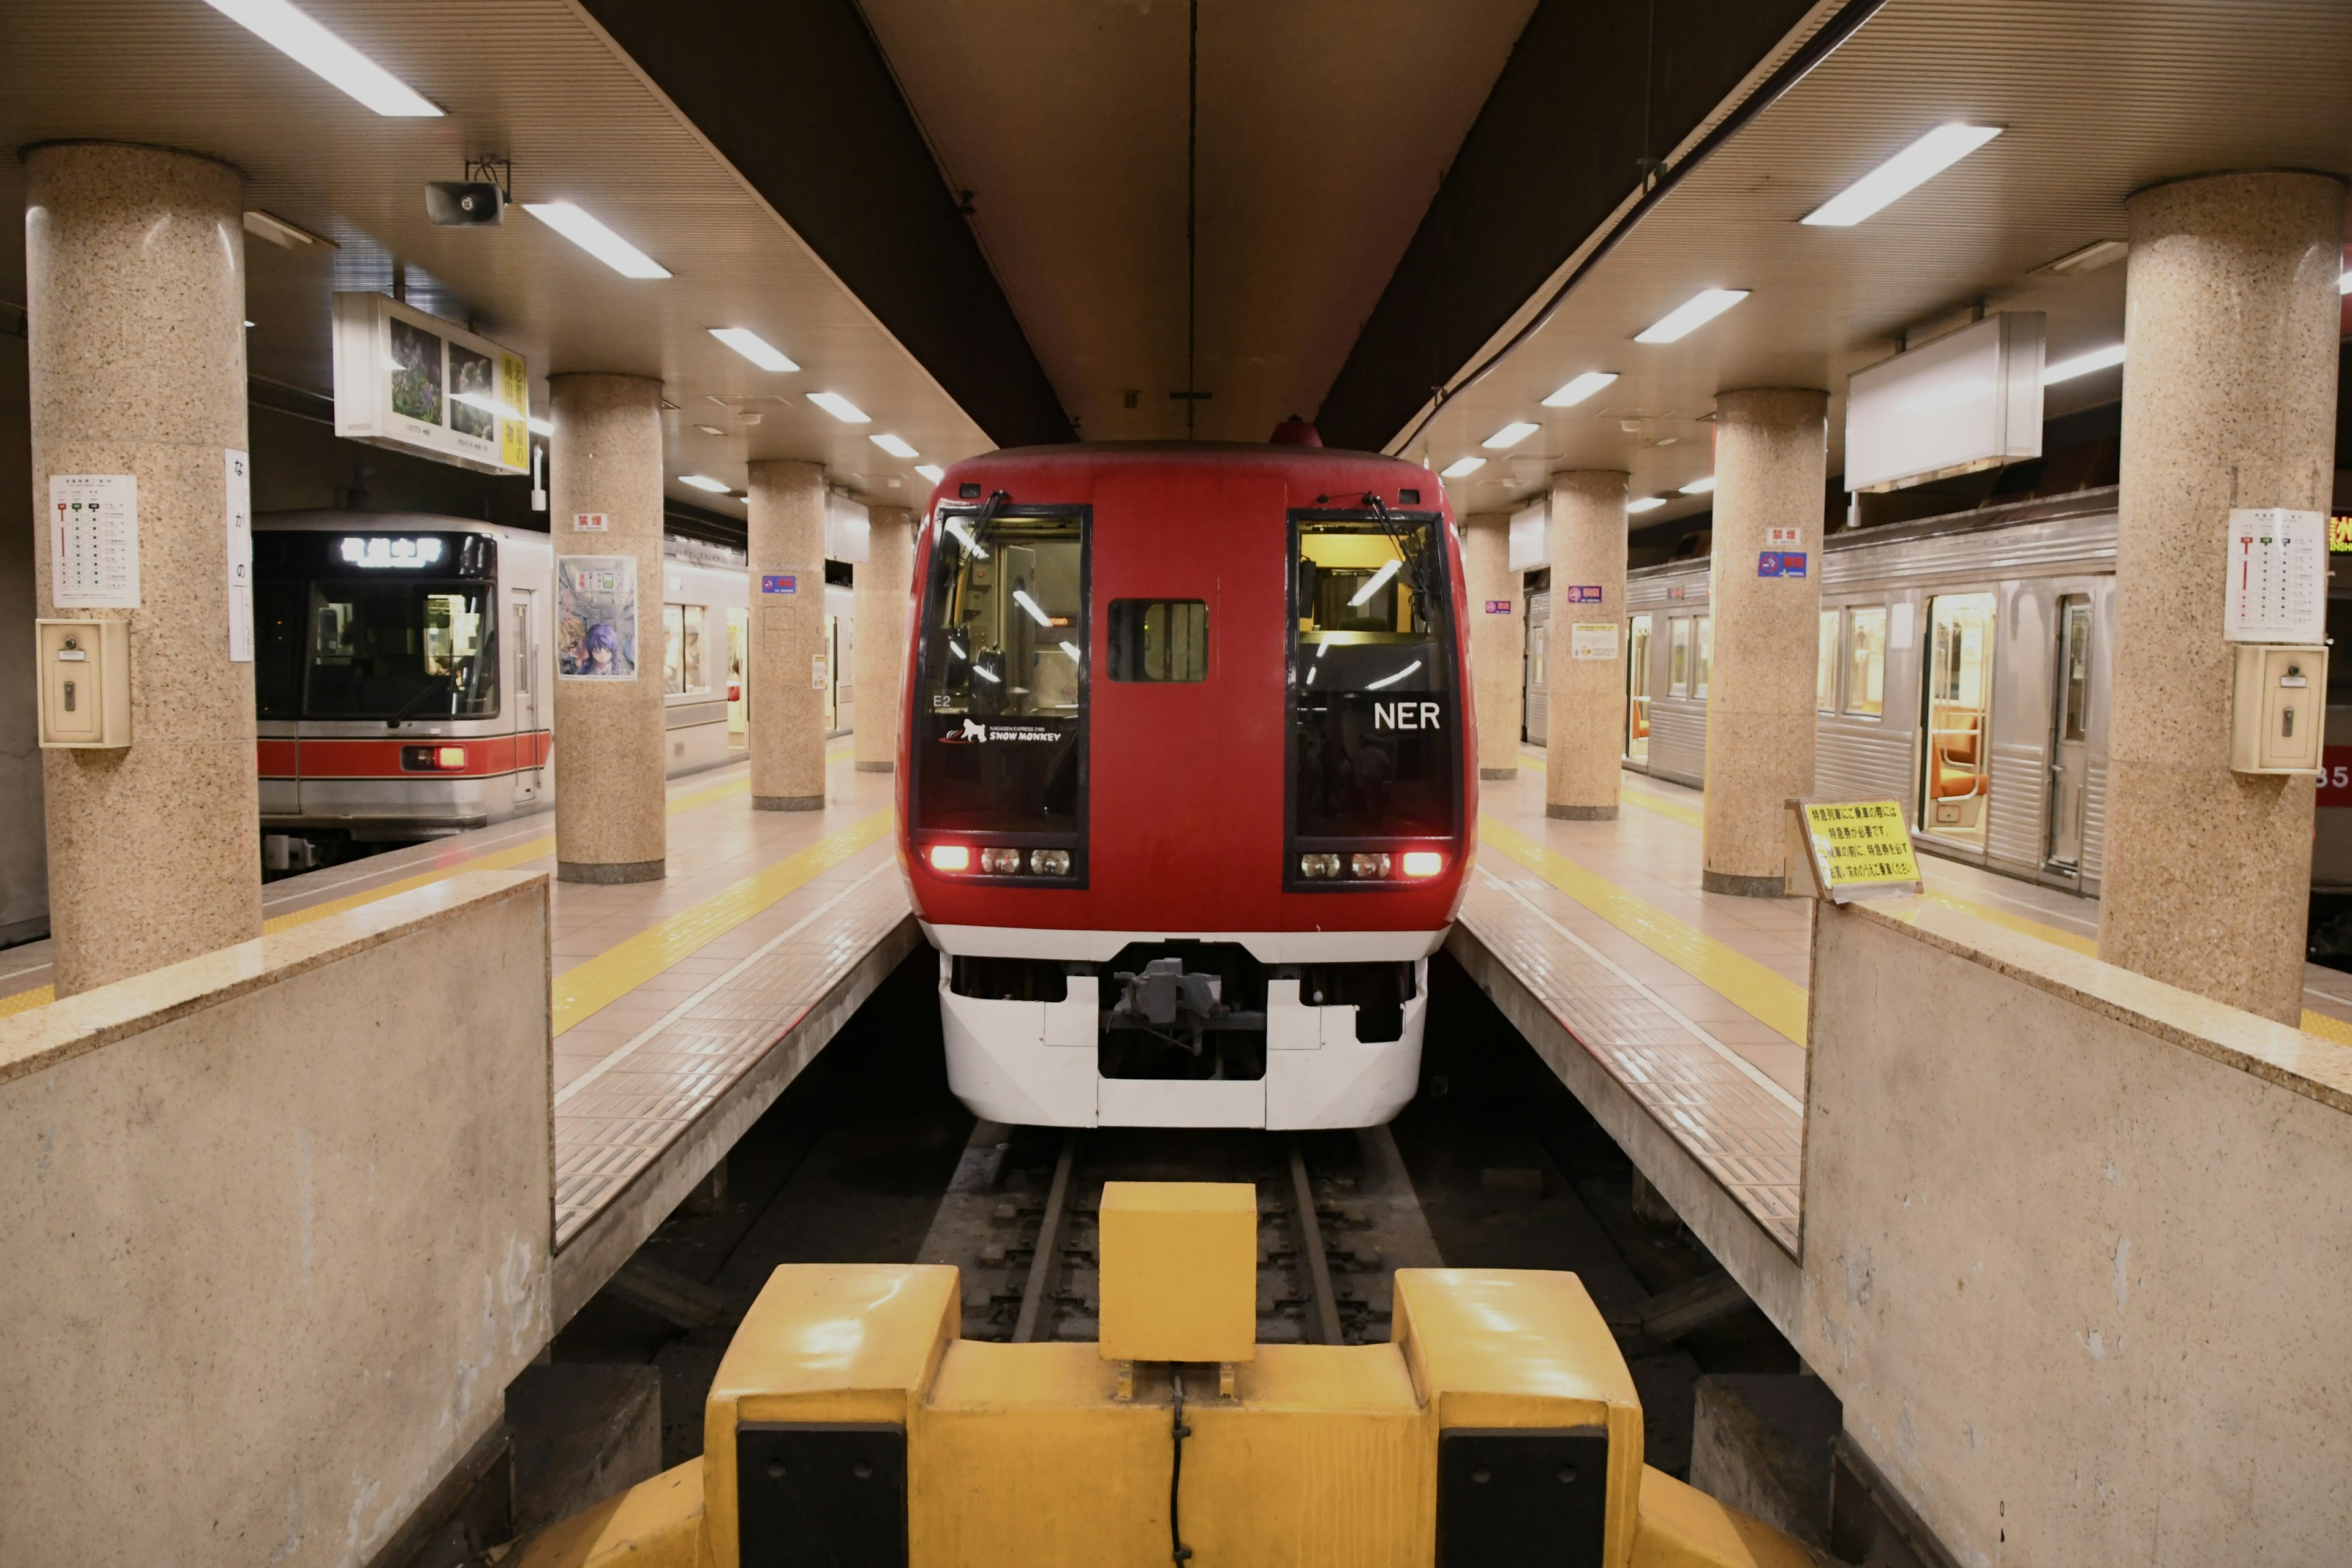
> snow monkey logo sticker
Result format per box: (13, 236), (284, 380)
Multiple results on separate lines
(939, 718), (1062, 744)
(943, 719), (987, 744)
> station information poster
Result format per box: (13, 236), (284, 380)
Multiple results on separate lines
(333, 291), (532, 478)
(48, 473), (140, 609)
(557, 555), (638, 680)
(1569, 622), (1619, 660)
(2223, 507), (2324, 644)
(1793, 799), (1923, 903)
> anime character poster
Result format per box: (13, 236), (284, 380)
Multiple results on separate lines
(557, 555), (639, 680)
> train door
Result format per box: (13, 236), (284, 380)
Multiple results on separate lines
(726, 606), (749, 749)
(822, 610), (839, 731)
(2046, 595), (2092, 867)
(509, 587), (541, 805)
(1524, 587), (1550, 745)
(1920, 592), (1996, 847)
(1625, 613), (1652, 762)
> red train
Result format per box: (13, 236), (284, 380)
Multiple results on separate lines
(895, 437), (1476, 1128)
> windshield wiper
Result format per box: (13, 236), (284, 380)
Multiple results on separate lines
(384, 679), (447, 729)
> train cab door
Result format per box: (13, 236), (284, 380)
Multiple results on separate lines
(510, 587), (542, 805)
(2045, 595), (2092, 867)
(1524, 587), (1550, 745)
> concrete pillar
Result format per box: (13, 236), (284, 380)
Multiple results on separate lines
(853, 505), (914, 774)
(1462, 511), (1521, 780)
(2099, 170), (2345, 1022)
(550, 373), (666, 884)
(25, 142), (260, 995)
(746, 459), (826, 809)
(1700, 389), (1826, 896)
(1544, 472), (1629, 818)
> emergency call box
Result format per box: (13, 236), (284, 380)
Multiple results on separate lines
(2230, 644), (2326, 775)
(36, 619), (131, 749)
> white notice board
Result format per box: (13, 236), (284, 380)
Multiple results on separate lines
(2223, 508), (2325, 644)
(48, 473), (140, 608)
(226, 449), (254, 662)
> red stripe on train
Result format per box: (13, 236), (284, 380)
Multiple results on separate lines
(256, 732), (552, 780)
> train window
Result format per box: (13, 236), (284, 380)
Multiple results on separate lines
(1694, 617), (1713, 700)
(2059, 601), (2092, 744)
(1107, 599), (1207, 681)
(306, 582), (497, 720)
(254, 579), (306, 720)
(1290, 512), (1460, 862)
(1625, 614), (1651, 762)
(1668, 618), (1691, 696)
(1922, 593), (1997, 845)
(663, 604), (707, 695)
(911, 509), (1088, 850)
(1817, 610), (1841, 712)
(1843, 608), (1888, 717)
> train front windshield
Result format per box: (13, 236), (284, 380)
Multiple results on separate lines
(253, 531), (499, 722)
(1290, 513), (1461, 860)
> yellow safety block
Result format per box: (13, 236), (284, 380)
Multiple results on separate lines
(552, 808), (892, 1036)
(1630, 1467), (1815, 1568)
(1098, 1182), (1258, 1365)
(511, 1460), (705, 1568)
(1479, 813), (1809, 1046)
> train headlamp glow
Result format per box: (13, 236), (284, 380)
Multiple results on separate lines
(928, 845), (971, 873)
(1349, 559), (1401, 607)
(340, 537), (445, 568)
(1400, 851), (1444, 878)
(437, 745), (467, 771)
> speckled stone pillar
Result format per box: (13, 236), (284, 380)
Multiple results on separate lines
(747, 459), (827, 809)
(2099, 171), (2345, 1022)
(853, 505), (913, 774)
(25, 143), (260, 995)
(1544, 472), (1629, 818)
(550, 374), (666, 883)
(1701, 390), (1826, 896)
(1462, 511), (1520, 780)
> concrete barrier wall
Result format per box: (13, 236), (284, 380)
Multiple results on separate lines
(1801, 896), (2352, 1564)
(0, 870), (554, 1568)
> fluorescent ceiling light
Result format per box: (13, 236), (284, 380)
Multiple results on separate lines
(1060, 642), (1082, 662)
(679, 474), (731, 492)
(1365, 660), (1423, 691)
(1679, 476), (1716, 495)
(808, 391), (870, 424)
(914, 464), (944, 483)
(1441, 456), (1486, 478)
(1543, 371), (1618, 408)
(1627, 496), (1667, 514)
(1803, 124), (2003, 227)
(524, 203), (669, 279)
(709, 328), (797, 372)
(1349, 559), (1402, 606)
(1482, 421), (1539, 450)
(198, 0), (441, 116)
(870, 433), (919, 459)
(528, 417), (553, 437)
(1012, 589), (1052, 628)
(2035, 239), (2128, 277)
(2041, 344), (2125, 385)
(1637, 290), (1748, 344)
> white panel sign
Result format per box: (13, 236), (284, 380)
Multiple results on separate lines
(826, 492), (872, 564)
(1766, 526), (1802, 549)
(573, 512), (608, 533)
(332, 291), (531, 477)
(2223, 508), (2326, 644)
(48, 473), (140, 608)
(1845, 313), (2045, 493)
(225, 449), (254, 661)
(1507, 499), (1548, 573)
(1569, 622), (1618, 661)
(812, 654), (830, 690)
(1888, 600), (1916, 650)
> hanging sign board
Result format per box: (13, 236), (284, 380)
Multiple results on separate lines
(2222, 507), (2325, 644)
(333, 291), (531, 477)
(1569, 622), (1618, 660)
(48, 473), (140, 609)
(1792, 799), (1923, 903)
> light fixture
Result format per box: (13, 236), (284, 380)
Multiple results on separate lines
(1803, 125), (2003, 227)
(1060, 641), (1082, 662)
(949, 639), (969, 660)
(198, 0), (441, 116)
(1627, 496), (1668, 514)
(1400, 851), (1444, 878)
(1365, 659), (1423, 690)
(1440, 456), (1485, 478)
(679, 474), (731, 492)
(1483, 421), (1539, 450)
(1635, 289), (1748, 344)
(694, 423), (724, 436)
(1349, 559), (1402, 606)
(944, 519), (989, 558)
(529, 417), (553, 437)
(2041, 344), (2125, 385)
(971, 665), (1003, 684)
(1011, 588), (1053, 628)
(522, 203), (670, 279)
(244, 320), (256, 328)
(807, 391), (869, 424)
(709, 328), (797, 372)
(870, 433), (919, 459)
(2034, 239), (2128, 277)
(914, 464), (945, 483)
(927, 844), (971, 873)
(1543, 371), (1618, 408)
(1679, 476), (1716, 495)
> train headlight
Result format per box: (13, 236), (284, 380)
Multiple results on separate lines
(1299, 853), (1341, 879)
(929, 844), (971, 873)
(1400, 851), (1444, 878)
(1350, 852), (1393, 880)
(1031, 849), (1072, 876)
(435, 745), (467, 771)
(979, 847), (1023, 875)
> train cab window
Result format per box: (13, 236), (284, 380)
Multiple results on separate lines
(307, 582), (497, 720)
(1668, 617), (1692, 697)
(1289, 512), (1461, 879)
(911, 508), (1088, 854)
(255, 579), (306, 720)
(1843, 607), (1888, 717)
(1694, 617), (1713, 701)
(1625, 614), (1652, 763)
(1817, 610), (1842, 712)
(1107, 599), (1207, 681)
(663, 604), (707, 695)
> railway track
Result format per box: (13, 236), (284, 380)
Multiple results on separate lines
(917, 1122), (1445, 1347)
